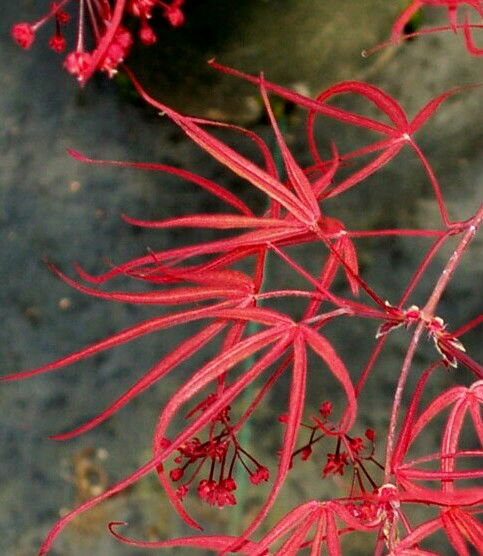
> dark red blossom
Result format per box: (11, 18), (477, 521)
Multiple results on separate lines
(320, 401), (333, 418)
(139, 22), (157, 44)
(49, 34), (66, 52)
(162, 0), (185, 26)
(128, 0), (155, 19)
(63, 50), (92, 79)
(11, 23), (35, 49)
(250, 466), (269, 485)
(323, 451), (349, 476)
(98, 25), (133, 77)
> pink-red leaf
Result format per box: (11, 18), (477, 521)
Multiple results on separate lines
(50, 320), (228, 440)
(47, 262), (247, 305)
(226, 331), (308, 553)
(108, 522), (258, 552)
(259, 74), (321, 220)
(122, 212), (299, 230)
(302, 325), (357, 431)
(1, 300), (238, 382)
(67, 149), (254, 216)
(39, 331), (294, 554)
(126, 69), (315, 224)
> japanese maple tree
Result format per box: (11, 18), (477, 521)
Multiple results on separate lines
(4, 1), (483, 554)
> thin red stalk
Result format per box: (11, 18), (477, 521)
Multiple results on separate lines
(363, 23), (483, 58)
(453, 314), (483, 336)
(392, 361), (442, 469)
(399, 232), (449, 306)
(32, 0), (70, 30)
(255, 289), (326, 301)
(385, 206), (482, 479)
(268, 243), (360, 312)
(86, 0), (101, 40)
(303, 308), (350, 326)
(208, 61), (397, 135)
(234, 354), (292, 433)
(408, 139), (450, 227)
(422, 205), (482, 317)
(353, 336), (388, 398)
(189, 117), (279, 178)
(346, 228), (444, 238)
(67, 149), (254, 216)
(76, 0), (86, 50)
(400, 449), (483, 471)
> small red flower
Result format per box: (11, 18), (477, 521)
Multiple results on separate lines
(169, 467), (184, 481)
(319, 401), (333, 418)
(197, 479), (217, 501)
(300, 446), (312, 460)
(139, 22), (157, 45)
(348, 436), (364, 455)
(100, 26), (133, 77)
(249, 466), (269, 485)
(223, 477), (237, 491)
(198, 478), (237, 507)
(55, 10), (70, 25)
(323, 451), (349, 476)
(164, 397), (270, 508)
(11, 23), (35, 49)
(128, 0), (156, 19)
(13, 0), (186, 83)
(48, 35), (66, 53)
(163, 0), (185, 26)
(63, 51), (92, 82)
(365, 428), (375, 442)
(175, 484), (189, 500)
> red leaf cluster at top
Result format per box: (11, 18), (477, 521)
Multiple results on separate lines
(365, 0), (483, 57)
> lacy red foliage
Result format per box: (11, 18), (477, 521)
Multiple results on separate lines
(5, 5), (483, 554)
(365, 0), (483, 57)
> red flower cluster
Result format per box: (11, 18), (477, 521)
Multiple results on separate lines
(11, 0), (186, 83)
(165, 396), (269, 508)
(290, 403), (381, 492)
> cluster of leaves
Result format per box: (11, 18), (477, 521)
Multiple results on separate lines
(5, 1), (483, 555)
(366, 0), (483, 56)
(11, 0), (185, 83)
